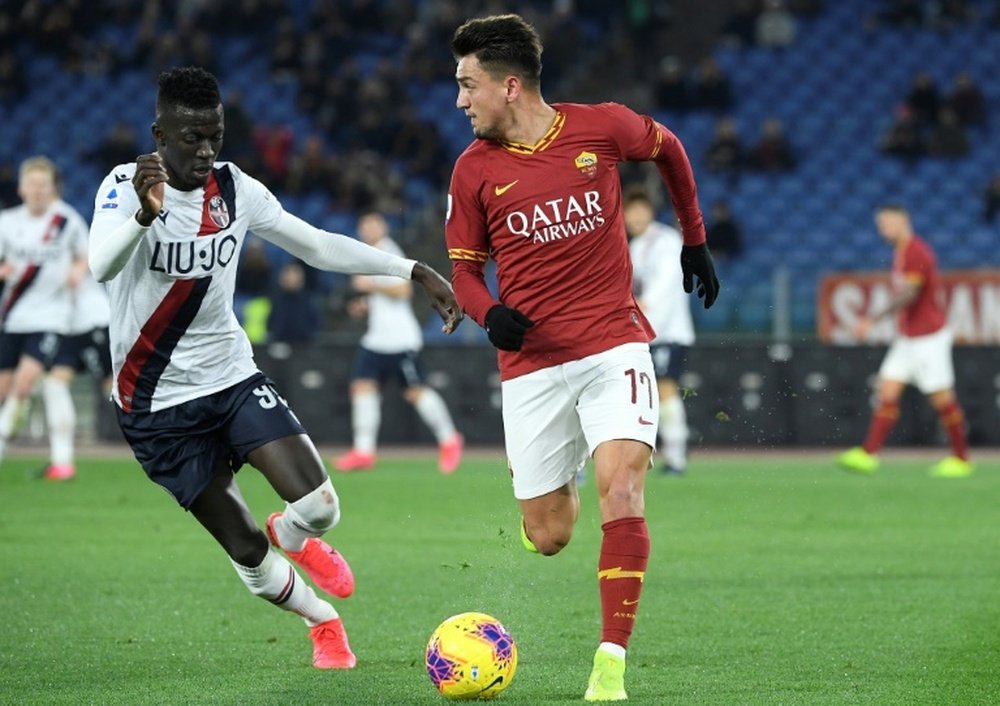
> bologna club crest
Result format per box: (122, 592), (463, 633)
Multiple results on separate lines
(208, 195), (230, 229)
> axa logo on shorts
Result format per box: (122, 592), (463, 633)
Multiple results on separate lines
(505, 190), (605, 244)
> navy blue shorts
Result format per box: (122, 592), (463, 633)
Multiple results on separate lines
(115, 372), (306, 509)
(0, 331), (62, 371)
(351, 346), (424, 387)
(649, 343), (688, 381)
(52, 327), (113, 378)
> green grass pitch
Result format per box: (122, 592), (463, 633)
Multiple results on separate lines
(1, 450), (998, 705)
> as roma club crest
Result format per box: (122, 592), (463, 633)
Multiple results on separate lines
(574, 151), (598, 179)
(208, 195), (230, 228)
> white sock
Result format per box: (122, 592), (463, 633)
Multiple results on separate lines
(351, 390), (380, 454)
(413, 388), (456, 443)
(273, 478), (342, 552)
(231, 548), (337, 627)
(659, 395), (688, 470)
(43, 377), (76, 467)
(0, 395), (22, 442)
(598, 641), (626, 659)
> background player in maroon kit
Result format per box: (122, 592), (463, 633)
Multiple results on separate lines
(445, 14), (719, 701)
(838, 203), (972, 478)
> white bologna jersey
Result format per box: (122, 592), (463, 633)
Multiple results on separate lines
(0, 199), (88, 335)
(629, 220), (695, 346)
(67, 271), (111, 334)
(359, 235), (423, 353)
(90, 161), (282, 413)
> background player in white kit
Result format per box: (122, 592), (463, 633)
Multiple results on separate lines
(334, 211), (463, 473)
(624, 186), (695, 475)
(89, 67), (462, 669)
(0, 156), (89, 480)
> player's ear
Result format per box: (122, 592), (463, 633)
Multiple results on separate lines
(505, 76), (521, 102)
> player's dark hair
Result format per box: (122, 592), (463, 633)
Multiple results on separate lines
(157, 66), (221, 111)
(877, 202), (909, 215)
(451, 14), (543, 90)
(623, 185), (654, 208)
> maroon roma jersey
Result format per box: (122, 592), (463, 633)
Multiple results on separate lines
(894, 234), (946, 337)
(446, 102), (706, 380)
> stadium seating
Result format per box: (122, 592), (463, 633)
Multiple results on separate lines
(3, 0), (998, 336)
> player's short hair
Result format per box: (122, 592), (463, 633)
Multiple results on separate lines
(876, 202), (909, 216)
(451, 14), (543, 90)
(623, 185), (654, 209)
(18, 155), (61, 191)
(157, 66), (221, 111)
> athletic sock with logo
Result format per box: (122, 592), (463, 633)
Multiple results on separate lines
(232, 548), (338, 627)
(598, 517), (650, 649)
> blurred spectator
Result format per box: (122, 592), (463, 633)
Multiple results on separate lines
(756, 0), (797, 48)
(880, 106), (925, 159)
(235, 237), (273, 343)
(691, 57), (733, 112)
(222, 91), (258, 164)
(84, 122), (141, 174)
(749, 117), (796, 171)
(254, 124), (294, 188)
(926, 107), (969, 157)
(705, 117), (746, 177)
(285, 135), (334, 195)
(654, 57), (691, 111)
(872, 0), (925, 27)
(268, 260), (322, 344)
(390, 105), (452, 184)
(269, 17), (300, 80)
(945, 72), (986, 127)
(706, 200), (744, 260)
(928, 0), (975, 30)
(0, 161), (17, 209)
(720, 0), (760, 47)
(904, 71), (941, 127)
(982, 175), (1000, 222)
(0, 49), (27, 105)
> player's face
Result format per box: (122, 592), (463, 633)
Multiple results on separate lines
(455, 55), (509, 141)
(18, 168), (57, 216)
(875, 211), (906, 245)
(153, 104), (224, 191)
(624, 201), (654, 239)
(357, 214), (387, 245)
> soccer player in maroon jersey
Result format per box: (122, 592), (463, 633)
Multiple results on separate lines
(444, 14), (719, 701)
(838, 203), (972, 478)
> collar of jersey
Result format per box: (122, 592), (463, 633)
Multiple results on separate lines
(500, 110), (565, 155)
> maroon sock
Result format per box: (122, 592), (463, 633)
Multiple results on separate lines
(936, 400), (969, 460)
(863, 400), (899, 454)
(598, 517), (650, 649)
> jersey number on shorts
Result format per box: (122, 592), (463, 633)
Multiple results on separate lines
(624, 368), (654, 410)
(252, 384), (302, 425)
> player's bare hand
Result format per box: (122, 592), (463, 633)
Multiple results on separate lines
(412, 262), (464, 334)
(853, 317), (872, 339)
(133, 153), (168, 226)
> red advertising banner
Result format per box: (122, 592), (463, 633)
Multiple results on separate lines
(818, 270), (1000, 345)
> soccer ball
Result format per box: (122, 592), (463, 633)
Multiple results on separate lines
(425, 612), (518, 700)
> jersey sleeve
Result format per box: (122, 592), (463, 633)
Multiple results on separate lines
(67, 209), (90, 258)
(596, 102), (707, 247)
(237, 166), (284, 232)
(90, 168), (141, 235)
(902, 241), (931, 287)
(445, 153), (498, 326)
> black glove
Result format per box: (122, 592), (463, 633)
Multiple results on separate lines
(680, 243), (721, 309)
(484, 305), (535, 351)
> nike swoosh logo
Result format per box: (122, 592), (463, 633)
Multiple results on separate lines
(638, 417), (654, 426)
(622, 598), (640, 606)
(494, 180), (519, 196)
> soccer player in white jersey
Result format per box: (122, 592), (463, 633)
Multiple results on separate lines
(0, 156), (90, 480)
(624, 187), (696, 475)
(88, 67), (462, 669)
(335, 211), (464, 474)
